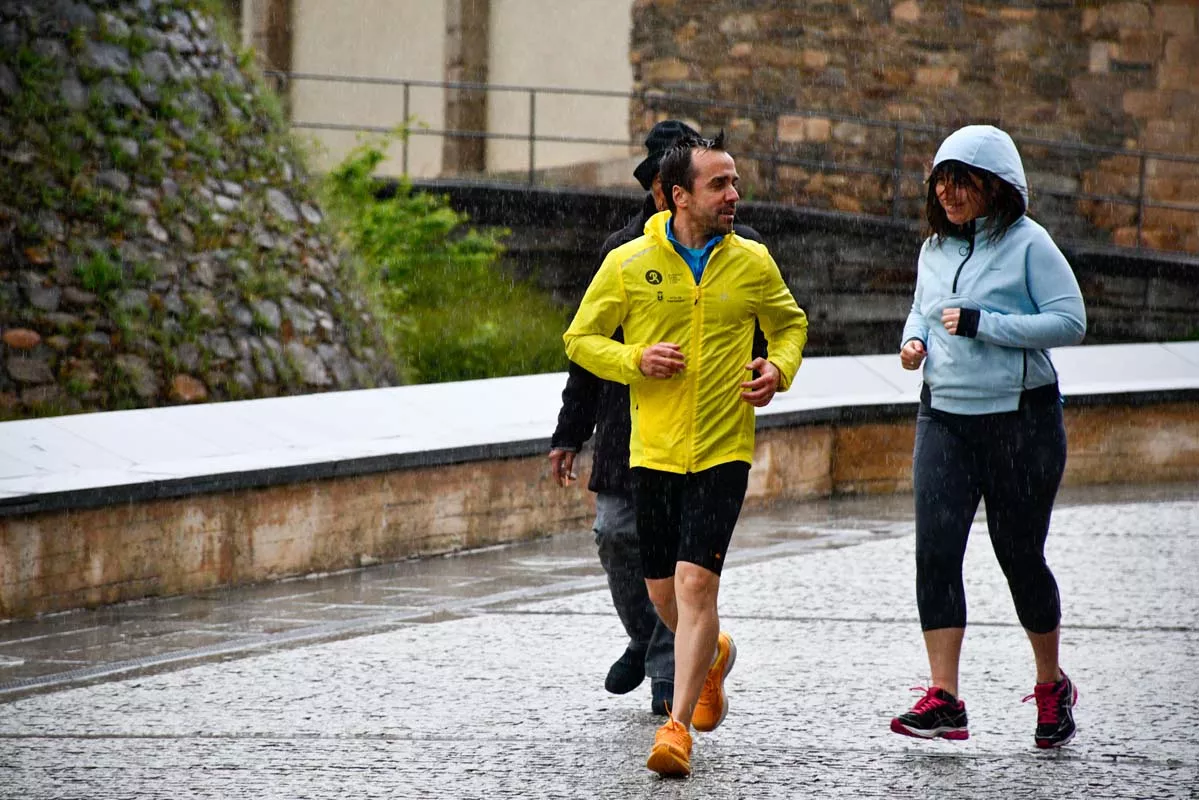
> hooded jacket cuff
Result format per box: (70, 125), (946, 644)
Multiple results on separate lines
(955, 308), (980, 338)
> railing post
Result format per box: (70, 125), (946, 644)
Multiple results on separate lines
(770, 124), (779, 199)
(402, 81), (410, 175)
(891, 125), (905, 219)
(1135, 153), (1148, 249)
(528, 90), (536, 185)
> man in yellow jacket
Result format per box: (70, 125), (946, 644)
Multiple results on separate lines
(564, 132), (808, 777)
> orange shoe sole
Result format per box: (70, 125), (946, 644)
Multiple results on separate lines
(646, 744), (691, 777)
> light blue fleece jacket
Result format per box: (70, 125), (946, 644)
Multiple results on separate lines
(901, 125), (1087, 415)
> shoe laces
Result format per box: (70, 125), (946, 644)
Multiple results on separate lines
(698, 640), (726, 702)
(1023, 681), (1065, 725)
(699, 667), (720, 702)
(908, 686), (951, 714)
(657, 717), (689, 748)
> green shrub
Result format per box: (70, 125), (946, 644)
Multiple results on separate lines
(324, 135), (567, 383)
(76, 249), (123, 295)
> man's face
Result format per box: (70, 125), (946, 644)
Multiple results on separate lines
(674, 148), (740, 237)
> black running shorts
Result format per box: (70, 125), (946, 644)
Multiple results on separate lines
(632, 461), (750, 579)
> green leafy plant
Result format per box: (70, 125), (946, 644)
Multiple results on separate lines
(323, 134), (568, 383)
(76, 249), (124, 295)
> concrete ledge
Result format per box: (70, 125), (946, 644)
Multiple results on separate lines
(2, 343), (1198, 619)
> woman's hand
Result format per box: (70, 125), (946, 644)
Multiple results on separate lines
(942, 307), (961, 335)
(900, 339), (926, 371)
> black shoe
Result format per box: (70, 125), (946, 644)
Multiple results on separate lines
(605, 646), (647, 695)
(651, 680), (673, 716)
(1026, 671), (1079, 749)
(890, 686), (969, 740)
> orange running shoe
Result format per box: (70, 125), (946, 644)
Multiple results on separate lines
(692, 631), (736, 732)
(646, 717), (692, 777)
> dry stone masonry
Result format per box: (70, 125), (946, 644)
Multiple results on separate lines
(0, 0), (395, 420)
(630, 0), (1199, 253)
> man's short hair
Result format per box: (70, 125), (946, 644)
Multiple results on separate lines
(658, 130), (727, 213)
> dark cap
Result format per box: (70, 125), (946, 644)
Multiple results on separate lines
(633, 119), (701, 191)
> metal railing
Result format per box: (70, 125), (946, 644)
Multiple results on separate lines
(268, 71), (1199, 252)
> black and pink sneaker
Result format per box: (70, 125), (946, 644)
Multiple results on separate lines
(1025, 672), (1079, 749)
(890, 686), (969, 740)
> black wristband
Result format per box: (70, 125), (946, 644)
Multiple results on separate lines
(956, 308), (980, 338)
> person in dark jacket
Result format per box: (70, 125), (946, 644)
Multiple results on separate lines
(548, 120), (767, 716)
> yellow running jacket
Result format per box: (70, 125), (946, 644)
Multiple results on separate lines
(564, 211), (808, 474)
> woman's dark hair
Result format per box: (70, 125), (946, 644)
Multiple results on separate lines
(925, 159), (1026, 246)
(659, 129), (727, 213)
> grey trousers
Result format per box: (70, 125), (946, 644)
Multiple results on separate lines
(594, 492), (675, 684)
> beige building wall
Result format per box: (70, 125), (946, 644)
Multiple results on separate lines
(248, 0), (636, 180)
(486, 0), (636, 180)
(289, 0), (447, 177)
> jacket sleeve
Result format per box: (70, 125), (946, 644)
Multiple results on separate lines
(901, 243), (930, 347)
(975, 235), (1087, 349)
(549, 360), (601, 451)
(563, 255), (646, 384)
(756, 253), (808, 392)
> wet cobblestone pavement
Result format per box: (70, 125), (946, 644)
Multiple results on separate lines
(1, 485), (1196, 798)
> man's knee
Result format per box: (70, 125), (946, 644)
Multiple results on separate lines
(675, 562), (720, 607)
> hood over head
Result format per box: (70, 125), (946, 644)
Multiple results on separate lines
(933, 125), (1028, 206)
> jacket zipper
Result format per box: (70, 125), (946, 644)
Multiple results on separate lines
(687, 283), (702, 473)
(950, 232), (976, 294)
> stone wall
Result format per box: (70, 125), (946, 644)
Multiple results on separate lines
(629, 0), (1199, 253)
(0, 0), (396, 420)
(3, 396), (1197, 619)
(425, 183), (1199, 356)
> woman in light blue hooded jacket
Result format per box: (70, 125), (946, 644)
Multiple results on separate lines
(890, 125), (1086, 749)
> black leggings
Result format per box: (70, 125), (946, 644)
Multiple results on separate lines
(912, 387), (1066, 634)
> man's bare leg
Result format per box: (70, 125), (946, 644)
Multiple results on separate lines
(667, 562), (720, 727)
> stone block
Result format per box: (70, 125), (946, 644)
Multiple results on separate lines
(727, 117), (756, 136)
(1082, 170), (1139, 198)
(714, 65), (752, 82)
(645, 58), (692, 83)
(1143, 119), (1193, 150)
(803, 49), (831, 70)
(778, 115), (831, 143)
(1074, 271), (1147, 307)
(1144, 206), (1199, 232)
(1064, 404), (1199, 486)
(1146, 276), (1199, 311)
(718, 13), (759, 37)
(833, 422), (916, 494)
(831, 193), (863, 213)
(1112, 225), (1172, 249)
(729, 41), (753, 59)
(1123, 88), (1170, 116)
(1157, 64), (1195, 90)
(746, 426), (834, 504)
(915, 66), (959, 87)
(1146, 175), (1186, 202)
(756, 44), (805, 67)
(891, 0), (921, 25)
(879, 66), (913, 86)
(1118, 30), (1164, 62)
(1154, 5), (1196, 36)
(832, 121), (869, 146)
(1099, 3), (1152, 30)
(998, 8), (1037, 22)
(1090, 41), (1114, 73)
(1164, 35), (1198, 66)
